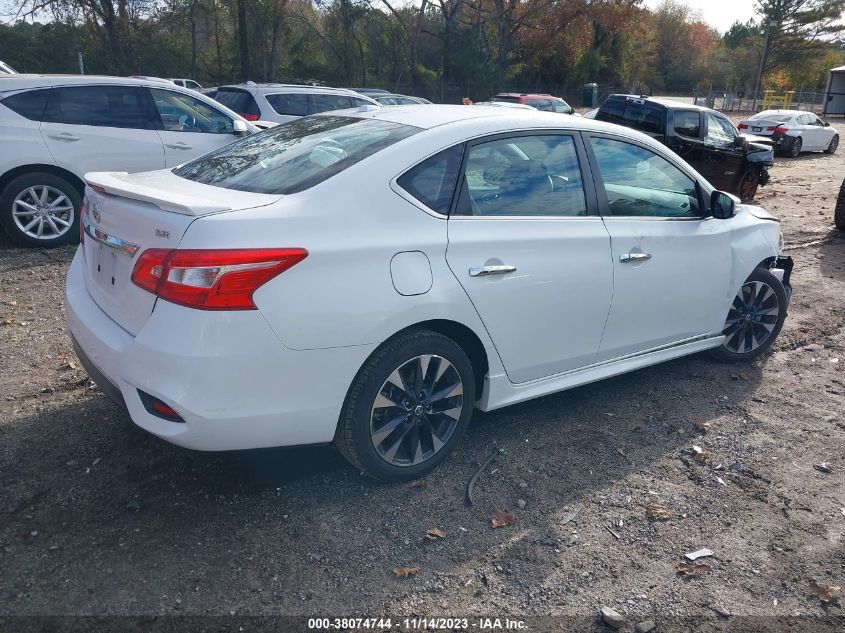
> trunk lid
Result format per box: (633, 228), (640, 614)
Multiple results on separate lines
(81, 170), (281, 335)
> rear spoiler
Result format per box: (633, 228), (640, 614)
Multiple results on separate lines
(84, 172), (233, 216)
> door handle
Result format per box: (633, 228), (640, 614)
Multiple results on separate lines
(619, 253), (652, 263)
(469, 265), (517, 277)
(165, 142), (192, 150)
(47, 132), (80, 142)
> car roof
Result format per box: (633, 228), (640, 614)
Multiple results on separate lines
(217, 83), (364, 95)
(607, 94), (708, 112)
(751, 109), (804, 117)
(495, 93), (562, 99)
(0, 74), (181, 92)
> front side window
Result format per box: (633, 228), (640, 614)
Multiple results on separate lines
(174, 115), (420, 195)
(553, 100), (572, 114)
(43, 86), (151, 129)
(531, 99), (553, 112)
(674, 110), (700, 138)
(705, 112), (737, 146)
(310, 93), (353, 114)
(454, 134), (587, 217)
(2, 88), (50, 121)
(151, 88), (233, 134)
(590, 137), (700, 218)
(266, 93), (309, 116)
(397, 145), (464, 214)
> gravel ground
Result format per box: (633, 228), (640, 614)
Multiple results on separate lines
(0, 121), (843, 632)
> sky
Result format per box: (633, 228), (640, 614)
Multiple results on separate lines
(643, 0), (760, 34)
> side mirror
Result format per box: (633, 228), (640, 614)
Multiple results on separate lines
(824, 121), (830, 127)
(710, 190), (736, 219)
(233, 119), (249, 136)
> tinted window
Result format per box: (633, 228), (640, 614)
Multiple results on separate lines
(674, 110), (700, 137)
(455, 134), (587, 217)
(397, 145), (464, 214)
(600, 96), (626, 120)
(491, 96), (520, 103)
(531, 99), (553, 112)
(43, 86), (151, 129)
(151, 88), (233, 134)
(174, 116), (419, 195)
(266, 93), (309, 116)
(705, 112), (736, 146)
(2, 88), (50, 121)
(622, 101), (664, 134)
(553, 100), (571, 114)
(591, 137), (699, 218)
(213, 89), (260, 117)
(310, 93), (353, 113)
(352, 97), (374, 107)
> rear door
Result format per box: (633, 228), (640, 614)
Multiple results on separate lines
(445, 131), (614, 383)
(40, 84), (165, 177)
(585, 134), (733, 360)
(148, 87), (241, 167)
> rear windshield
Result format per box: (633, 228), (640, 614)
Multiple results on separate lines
(491, 96), (519, 103)
(174, 115), (420, 195)
(213, 89), (260, 117)
(752, 113), (791, 122)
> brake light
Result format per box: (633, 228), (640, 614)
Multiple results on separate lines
(766, 126), (777, 131)
(737, 123), (748, 130)
(131, 248), (308, 310)
(774, 126), (788, 134)
(240, 113), (259, 121)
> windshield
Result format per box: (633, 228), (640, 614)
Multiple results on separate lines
(174, 115), (420, 195)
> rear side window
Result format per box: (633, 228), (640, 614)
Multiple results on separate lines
(352, 97), (374, 107)
(673, 111), (700, 137)
(43, 86), (152, 129)
(600, 97), (626, 120)
(174, 115), (420, 195)
(2, 88), (50, 121)
(266, 93), (309, 116)
(397, 144), (464, 214)
(310, 93), (353, 113)
(621, 102), (664, 134)
(491, 96), (520, 103)
(213, 89), (260, 118)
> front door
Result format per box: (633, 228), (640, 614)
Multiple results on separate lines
(148, 88), (241, 167)
(585, 134), (733, 361)
(445, 132), (614, 384)
(700, 111), (746, 191)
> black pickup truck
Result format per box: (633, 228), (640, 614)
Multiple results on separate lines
(595, 95), (774, 202)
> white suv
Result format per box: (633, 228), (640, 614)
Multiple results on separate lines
(210, 83), (378, 124)
(0, 75), (256, 247)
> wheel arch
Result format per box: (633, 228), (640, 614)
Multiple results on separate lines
(0, 164), (86, 198)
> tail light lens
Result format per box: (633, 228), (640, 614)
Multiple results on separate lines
(774, 126), (788, 134)
(766, 126), (777, 131)
(131, 248), (308, 310)
(79, 198), (87, 244)
(737, 123), (748, 130)
(240, 113), (259, 121)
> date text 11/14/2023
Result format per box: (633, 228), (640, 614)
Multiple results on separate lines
(307, 617), (528, 630)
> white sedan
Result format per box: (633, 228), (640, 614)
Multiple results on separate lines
(738, 109), (838, 157)
(66, 106), (793, 480)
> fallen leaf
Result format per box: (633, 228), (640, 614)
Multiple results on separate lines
(410, 480), (428, 489)
(809, 581), (841, 603)
(645, 504), (673, 520)
(58, 361), (78, 371)
(425, 527), (447, 539)
(1, 318), (15, 325)
(393, 566), (419, 578)
(491, 508), (517, 529)
(692, 445), (709, 462)
(677, 562), (712, 576)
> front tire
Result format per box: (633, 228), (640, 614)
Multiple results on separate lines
(835, 178), (845, 231)
(738, 169), (759, 203)
(825, 135), (839, 155)
(709, 268), (788, 363)
(0, 172), (81, 248)
(335, 329), (476, 481)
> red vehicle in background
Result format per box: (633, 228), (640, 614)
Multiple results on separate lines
(491, 93), (577, 115)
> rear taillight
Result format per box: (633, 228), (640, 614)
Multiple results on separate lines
(766, 126), (777, 131)
(240, 113), (259, 121)
(774, 126), (788, 134)
(737, 123), (748, 130)
(79, 198), (87, 244)
(131, 248), (308, 310)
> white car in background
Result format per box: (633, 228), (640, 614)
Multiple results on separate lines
(169, 78), (203, 91)
(0, 75), (256, 247)
(66, 106), (792, 481)
(738, 110), (838, 157)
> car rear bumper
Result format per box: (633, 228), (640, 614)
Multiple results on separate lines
(65, 248), (373, 451)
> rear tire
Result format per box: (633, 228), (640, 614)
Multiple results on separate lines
(709, 268), (788, 363)
(0, 172), (81, 248)
(335, 329), (476, 481)
(787, 136), (802, 158)
(825, 135), (839, 155)
(835, 178), (845, 231)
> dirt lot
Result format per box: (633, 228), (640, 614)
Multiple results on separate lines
(1, 122), (843, 631)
